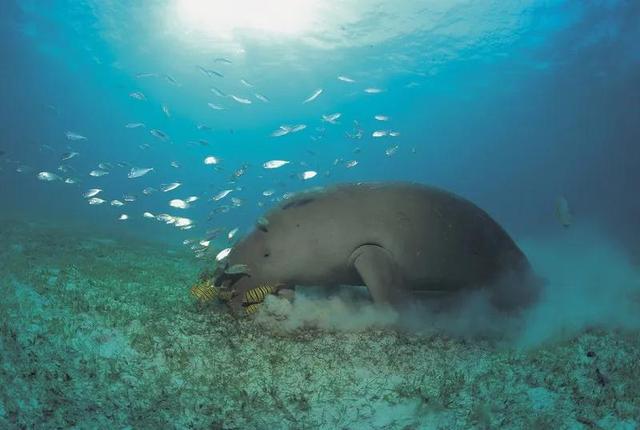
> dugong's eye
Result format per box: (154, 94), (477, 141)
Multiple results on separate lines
(263, 251), (270, 258)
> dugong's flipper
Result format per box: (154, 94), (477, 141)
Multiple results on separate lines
(351, 244), (408, 307)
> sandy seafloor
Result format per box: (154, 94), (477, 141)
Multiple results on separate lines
(1, 219), (639, 430)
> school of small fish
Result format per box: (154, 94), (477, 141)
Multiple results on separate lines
(4, 53), (427, 266)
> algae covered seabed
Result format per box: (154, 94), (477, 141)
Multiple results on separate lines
(1, 220), (639, 430)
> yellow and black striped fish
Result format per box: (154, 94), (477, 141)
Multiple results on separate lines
(243, 283), (282, 304)
(244, 303), (261, 315)
(190, 281), (218, 302)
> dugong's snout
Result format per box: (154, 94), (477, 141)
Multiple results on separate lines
(224, 276), (255, 316)
(217, 272), (287, 317)
(209, 262), (252, 315)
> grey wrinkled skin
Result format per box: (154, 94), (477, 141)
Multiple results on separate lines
(215, 182), (541, 316)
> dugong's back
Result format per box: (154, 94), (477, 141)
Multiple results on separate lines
(270, 182), (531, 293)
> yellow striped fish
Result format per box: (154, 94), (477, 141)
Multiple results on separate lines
(244, 303), (261, 315)
(190, 281), (218, 302)
(243, 283), (283, 304)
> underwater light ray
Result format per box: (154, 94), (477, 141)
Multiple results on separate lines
(171, 0), (322, 38)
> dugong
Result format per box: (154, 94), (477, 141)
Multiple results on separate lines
(213, 182), (540, 316)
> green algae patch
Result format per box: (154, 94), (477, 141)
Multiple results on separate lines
(1, 220), (639, 429)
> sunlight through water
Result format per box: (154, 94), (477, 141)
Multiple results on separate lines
(170, 0), (323, 39)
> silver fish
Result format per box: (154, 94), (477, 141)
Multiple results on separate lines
(263, 160), (289, 169)
(345, 160), (359, 168)
(385, 145), (399, 156)
(150, 129), (169, 141)
(65, 131), (87, 141)
(197, 66), (223, 78)
(156, 213), (174, 224)
(125, 122), (145, 129)
(83, 188), (102, 198)
(129, 91), (146, 100)
(230, 95), (252, 104)
(210, 87), (226, 97)
(271, 126), (290, 137)
(337, 75), (355, 83)
(213, 189), (233, 201)
(61, 152), (79, 161)
(204, 156), (220, 165)
(37, 171), (61, 181)
(169, 199), (189, 209)
(216, 248), (232, 261)
(175, 217), (193, 229)
(254, 93), (270, 103)
(208, 102), (225, 110)
(322, 113), (341, 124)
(303, 88), (323, 104)
(128, 167), (154, 179)
(299, 170), (317, 180)
(89, 170), (109, 177)
(164, 74), (179, 86)
(232, 164), (248, 179)
(162, 182), (181, 192)
(135, 72), (158, 79)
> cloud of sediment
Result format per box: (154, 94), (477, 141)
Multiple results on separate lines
(516, 225), (640, 347)
(254, 224), (640, 344)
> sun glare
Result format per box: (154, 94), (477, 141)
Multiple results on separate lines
(172, 0), (321, 39)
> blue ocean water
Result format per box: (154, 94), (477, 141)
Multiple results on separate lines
(1, 1), (639, 429)
(1, 0), (638, 246)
